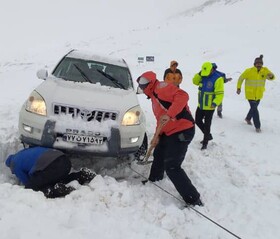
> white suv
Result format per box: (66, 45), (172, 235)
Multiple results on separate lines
(19, 50), (147, 160)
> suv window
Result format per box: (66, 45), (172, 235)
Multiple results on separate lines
(52, 57), (133, 90)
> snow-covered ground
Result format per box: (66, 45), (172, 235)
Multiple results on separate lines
(0, 0), (279, 238)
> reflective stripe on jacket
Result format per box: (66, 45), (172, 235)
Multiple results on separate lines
(193, 71), (224, 110)
(237, 66), (275, 100)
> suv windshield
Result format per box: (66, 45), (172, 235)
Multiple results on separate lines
(52, 57), (133, 90)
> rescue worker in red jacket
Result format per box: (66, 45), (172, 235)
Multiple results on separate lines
(137, 71), (202, 207)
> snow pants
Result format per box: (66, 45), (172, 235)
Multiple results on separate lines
(195, 107), (215, 144)
(246, 100), (261, 129)
(26, 155), (81, 191)
(148, 127), (200, 204)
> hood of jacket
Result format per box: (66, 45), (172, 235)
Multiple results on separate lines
(137, 71), (158, 97)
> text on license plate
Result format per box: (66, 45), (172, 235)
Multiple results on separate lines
(63, 134), (104, 145)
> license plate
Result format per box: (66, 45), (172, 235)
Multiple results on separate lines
(63, 134), (104, 145)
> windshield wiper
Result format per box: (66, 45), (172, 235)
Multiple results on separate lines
(73, 64), (92, 83)
(96, 69), (125, 89)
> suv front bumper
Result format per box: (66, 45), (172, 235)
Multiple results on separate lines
(19, 114), (142, 157)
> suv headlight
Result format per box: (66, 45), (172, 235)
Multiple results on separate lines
(122, 105), (143, 126)
(25, 91), (47, 116)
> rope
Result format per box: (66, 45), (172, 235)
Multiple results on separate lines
(128, 164), (243, 239)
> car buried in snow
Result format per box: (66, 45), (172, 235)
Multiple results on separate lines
(18, 49), (147, 160)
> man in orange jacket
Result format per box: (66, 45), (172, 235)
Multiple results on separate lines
(163, 60), (183, 87)
(137, 71), (202, 207)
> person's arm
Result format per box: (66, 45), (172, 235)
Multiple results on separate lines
(212, 77), (224, 107)
(265, 68), (275, 80)
(193, 73), (202, 86)
(224, 77), (233, 83)
(237, 69), (247, 94)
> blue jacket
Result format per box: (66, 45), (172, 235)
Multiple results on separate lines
(193, 70), (224, 110)
(212, 63), (231, 83)
(5, 146), (64, 185)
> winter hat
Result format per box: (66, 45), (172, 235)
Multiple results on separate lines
(170, 60), (178, 67)
(200, 62), (213, 76)
(254, 55), (263, 65)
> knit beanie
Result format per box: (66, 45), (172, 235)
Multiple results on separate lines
(254, 55), (263, 65)
(170, 60), (178, 67)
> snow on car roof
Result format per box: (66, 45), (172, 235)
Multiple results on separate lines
(67, 50), (128, 68)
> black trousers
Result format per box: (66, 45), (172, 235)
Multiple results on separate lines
(246, 100), (261, 129)
(26, 155), (80, 191)
(148, 127), (200, 204)
(195, 107), (215, 143)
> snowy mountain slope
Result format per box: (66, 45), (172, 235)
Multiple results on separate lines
(0, 0), (280, 238)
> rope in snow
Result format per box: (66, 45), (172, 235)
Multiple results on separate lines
(128, 164), (242, 239)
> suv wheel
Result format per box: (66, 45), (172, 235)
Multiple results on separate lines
(134, 133), (148, 161)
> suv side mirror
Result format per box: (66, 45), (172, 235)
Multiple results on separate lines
(37, 69), (48, 80)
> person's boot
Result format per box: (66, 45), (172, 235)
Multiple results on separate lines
(185, 198), (204, 207)
(200, 134), (213, 144)
(44, 183), (75, 198)
(141, 179), (149, 185)
(77, 168), (96, 185)
(191, 198), (204, 207)
(201, 143), (207, 150)
(201, 136), (209, 150)
(201, 139), (208, 150)
(245, 118), (252, 125)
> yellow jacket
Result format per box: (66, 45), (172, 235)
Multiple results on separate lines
(237, 67), (275, 100)
(193, 71), (224, 110)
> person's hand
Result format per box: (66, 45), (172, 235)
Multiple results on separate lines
(267, 73), (274, 79)
(237, 89), (241, 94)
(227, 77), (233, 82)
(211, 103), (216, 109)
(159, 114), (170, 126)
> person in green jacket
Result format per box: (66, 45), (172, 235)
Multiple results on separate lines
(193, 62), (224, 150)
(237, 55), (275, 132)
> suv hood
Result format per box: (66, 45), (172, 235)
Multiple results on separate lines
(35, 78), (139, 114)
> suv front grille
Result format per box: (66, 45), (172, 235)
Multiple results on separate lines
(53, 104), (117, 122)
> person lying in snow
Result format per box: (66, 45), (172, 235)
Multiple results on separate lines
(5, 146), (96, 198)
